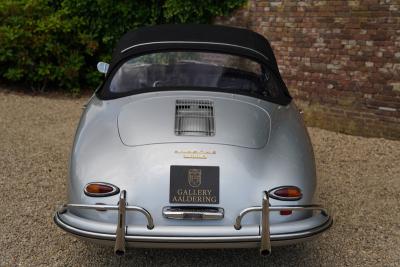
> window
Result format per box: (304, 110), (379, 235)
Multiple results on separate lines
(109, 51), (281, 98)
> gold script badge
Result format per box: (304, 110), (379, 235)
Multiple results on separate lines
(174, 150), (216, 159)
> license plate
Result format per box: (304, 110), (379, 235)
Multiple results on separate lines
(170, 166), (219, 204)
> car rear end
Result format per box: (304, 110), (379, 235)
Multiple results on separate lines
(54, 92), (332, 255)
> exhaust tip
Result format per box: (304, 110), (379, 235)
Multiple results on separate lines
(115, 250), (125, 256)
(260, 249), (271, 256)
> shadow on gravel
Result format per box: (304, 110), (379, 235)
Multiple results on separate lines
(79, 242), (311, 266)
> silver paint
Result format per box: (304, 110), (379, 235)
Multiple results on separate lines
(56, 89), (330, 250)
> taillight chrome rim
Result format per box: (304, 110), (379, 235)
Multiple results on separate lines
(268, 186), (302, 201)
(84, 182), (120, 197)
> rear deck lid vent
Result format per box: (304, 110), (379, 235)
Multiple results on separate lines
(175, 99), (215, 136)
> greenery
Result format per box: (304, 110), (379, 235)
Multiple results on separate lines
(0, 0), (246, 94)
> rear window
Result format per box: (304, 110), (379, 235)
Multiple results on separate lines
(108, 51), (282, 99)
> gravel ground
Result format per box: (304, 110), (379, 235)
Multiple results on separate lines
(0, 91), (399, 266)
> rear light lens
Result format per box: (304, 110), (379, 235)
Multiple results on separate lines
(269, 186), (302, 201)
(84, 182), (120, 197)
(280, 210), (292, 216)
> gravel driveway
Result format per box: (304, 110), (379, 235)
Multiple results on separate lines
(0, 91), (399, 266)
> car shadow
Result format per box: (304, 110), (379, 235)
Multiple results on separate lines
(81, 242), (312, 266)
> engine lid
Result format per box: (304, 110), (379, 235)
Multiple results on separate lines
(117, 96), (270, 149)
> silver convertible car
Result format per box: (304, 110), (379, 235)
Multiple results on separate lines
(54, 24), (332, 256)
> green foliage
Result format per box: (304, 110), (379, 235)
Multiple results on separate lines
(0, 0), (246, 93)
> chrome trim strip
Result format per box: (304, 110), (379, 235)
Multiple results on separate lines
(162, 207), (224, 220)
(120, 41), (270, 62)
(114, 190), (127, 255)
(260, 191), (271, 255)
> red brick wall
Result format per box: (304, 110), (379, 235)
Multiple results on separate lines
(216, 0), (400, 139)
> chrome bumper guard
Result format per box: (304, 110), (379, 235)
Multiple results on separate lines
(234, 191), (329, 255)
(57, 190), (154, 255)
(56, 190), (331, 256)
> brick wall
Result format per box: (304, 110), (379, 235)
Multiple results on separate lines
(216, 0), (400, 139)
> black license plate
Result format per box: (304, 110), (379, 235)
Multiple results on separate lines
(170, 166), (219, 204)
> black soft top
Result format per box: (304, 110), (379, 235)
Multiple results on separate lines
(101, 24), (291, 104)
(111, 24), (279, 71)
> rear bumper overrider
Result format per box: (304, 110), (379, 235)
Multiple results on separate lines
(54, 191), (332, 256)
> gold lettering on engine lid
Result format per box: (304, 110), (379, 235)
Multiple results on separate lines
(174, 150), (216, 159)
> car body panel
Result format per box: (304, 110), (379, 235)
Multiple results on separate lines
(117, 95), (271, 148)
(68, 91), (316, 227)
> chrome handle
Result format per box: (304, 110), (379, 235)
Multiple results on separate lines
(162, 207), (224, 220)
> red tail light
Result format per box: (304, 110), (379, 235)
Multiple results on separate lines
(269, 186), (302, 201)
(279, 210), (292, 216)
(84, 182), (120, 197)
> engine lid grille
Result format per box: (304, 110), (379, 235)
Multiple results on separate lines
(175, 99), (215, 136)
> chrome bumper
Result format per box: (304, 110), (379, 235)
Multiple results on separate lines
(54, 191), (332, 256)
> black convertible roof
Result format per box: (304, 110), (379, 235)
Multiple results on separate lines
(101, 24), (291, 105)
(110, 24), (279, 72)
